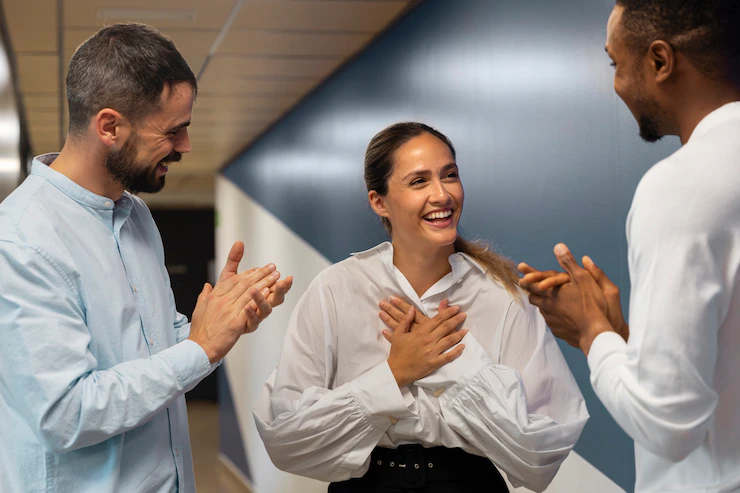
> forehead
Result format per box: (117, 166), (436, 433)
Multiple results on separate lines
(145, 82), (195, 126)
(606, 5), (624, 50)
(393, 133), (454, 170)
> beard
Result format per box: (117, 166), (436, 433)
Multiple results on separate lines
(632, 71), (666, 143)
(636, 97), (665, 143)
(105, 132), (182, 194)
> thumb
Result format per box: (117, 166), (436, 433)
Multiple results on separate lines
(554, 243), (579, 277)
(199, 282), (213, 298)
(583, 256), (616, 290)
(396, 306), (415, 334)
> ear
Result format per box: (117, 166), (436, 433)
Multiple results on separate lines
(94, 108), (130, 149)
(648, 40), (675, 84)
(368, 190), (390, 219)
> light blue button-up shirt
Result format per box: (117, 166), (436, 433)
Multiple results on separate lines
(0, 155), (214, 493)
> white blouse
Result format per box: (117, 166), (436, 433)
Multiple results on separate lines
(254, 242), (589, 492)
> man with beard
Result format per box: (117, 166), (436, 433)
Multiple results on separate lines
(519, 1), (740, 492)
(0, 24), (292, 493)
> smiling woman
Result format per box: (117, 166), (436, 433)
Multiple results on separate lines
(253, 122), (590, 493)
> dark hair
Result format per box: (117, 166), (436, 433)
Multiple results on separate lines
(66, 23), (197, 135)
(364, 122), (520, 296)
(615, 0), (740, 83)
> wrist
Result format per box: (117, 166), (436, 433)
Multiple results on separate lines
(579, 320), (614, 356)
(388, 360), (411, 388)
(188, 336), (219, 364)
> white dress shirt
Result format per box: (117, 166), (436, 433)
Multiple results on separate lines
(588, 102), (740, 492)
(254, 242), (588, 492)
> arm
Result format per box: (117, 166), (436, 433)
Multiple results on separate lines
(0, 242), (212, 454)
(587, 201), (727, 462)
(381, 297), (588, 492)
(253, 278), (416, 482)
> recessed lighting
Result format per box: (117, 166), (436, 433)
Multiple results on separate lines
(97, 9), (198, 22)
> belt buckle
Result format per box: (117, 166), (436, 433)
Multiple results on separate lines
(398, 446), (426, 489)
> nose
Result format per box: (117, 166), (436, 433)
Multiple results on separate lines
(429, 178), (452, 204)
(174, 127), (191, 153)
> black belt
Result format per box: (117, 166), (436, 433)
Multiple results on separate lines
(359, 445), (508, 490)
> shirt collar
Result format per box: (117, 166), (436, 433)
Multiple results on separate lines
(351, 241), (487, 289)
(688, 101), (740, 143)
(32, 153), (135, 224)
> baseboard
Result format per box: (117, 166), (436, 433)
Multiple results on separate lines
(218, 453), (257, 493)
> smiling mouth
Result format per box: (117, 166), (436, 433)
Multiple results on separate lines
(423, 209), (453, 223)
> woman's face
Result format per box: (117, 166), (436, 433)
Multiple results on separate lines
(370, 132), (464, 251)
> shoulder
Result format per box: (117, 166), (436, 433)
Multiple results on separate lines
(315, 242), (389, 286)
(632, 137), (740, 238)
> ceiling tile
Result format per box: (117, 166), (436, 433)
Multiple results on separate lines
(231, 1), (409, 32)
(16, 55), (60, 92)
(219, 30), (373, 57)
(3, 0), (57, 52)
(63, 0), (236, 30)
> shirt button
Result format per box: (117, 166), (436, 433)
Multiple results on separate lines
(104, 201), (111, 207)
(388, 416), (398, 425)
(433, 387), (446, 397)
(457, 256), (464, 263)
(149, 338), (155, 346)
(176, 449), (180, 457)
(133, 286), (138, 292)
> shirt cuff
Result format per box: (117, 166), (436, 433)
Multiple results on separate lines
(349, 361), (417, 421)
(415, 332), (493, 391)
(159, 339), (213, 392)
(587, 330), (628, 376)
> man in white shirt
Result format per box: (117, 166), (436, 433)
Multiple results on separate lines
(519, 1), (740, 491)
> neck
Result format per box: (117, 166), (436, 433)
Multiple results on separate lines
(50, 137), (125, 200)
(392, 238), (456, 297)
(672, 82), (740, 144)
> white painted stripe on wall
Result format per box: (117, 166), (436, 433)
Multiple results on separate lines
(215, 175), (625, 493)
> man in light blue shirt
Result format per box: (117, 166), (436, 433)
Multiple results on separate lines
(0, 24), (293, 492)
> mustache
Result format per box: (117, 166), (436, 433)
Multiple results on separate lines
(160, 152), (182, 165)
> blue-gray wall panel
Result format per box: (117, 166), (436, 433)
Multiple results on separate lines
(222, 0), (682, 490)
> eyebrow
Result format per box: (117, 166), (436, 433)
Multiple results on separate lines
(166, 121), (191, 133)
(402, 162), (458, 181)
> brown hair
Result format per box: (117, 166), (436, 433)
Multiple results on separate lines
(364, 122), (520, 296)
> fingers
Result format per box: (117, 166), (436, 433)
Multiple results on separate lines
(436, 328), (468, 353)
(218, 241), (245, 282)
(382, 329), (393, 343)
(396, 307), (415, 334)
(517, 262), (538, 275)
(199, 282), (213, 300)
(519, 270), (570, 293)
(431, 312), (467, 337)
(532, 272), (571, 291)
(379, 310), (400, 331)
(554, 243), (582, 277)
(389, 296), (413, 315)
(379, 299), (407, 324)
(234, 270), (280, 306)
(227, 266), (279, 302)
(438, 299), (449, 312)
(430, 305), (461, 327)
(438, 343), (465, 365)
(267, 276), (293, 308)
(247, 286), (272, 320)
(583, 256), (616, 291)
(244, 304), (261, 333)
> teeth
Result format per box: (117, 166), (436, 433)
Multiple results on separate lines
(424, 210), (452, 220)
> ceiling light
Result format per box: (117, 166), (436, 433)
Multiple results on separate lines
(97, 9), (198, 22)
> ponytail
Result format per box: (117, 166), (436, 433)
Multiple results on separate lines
(454, 237), (521, 298)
